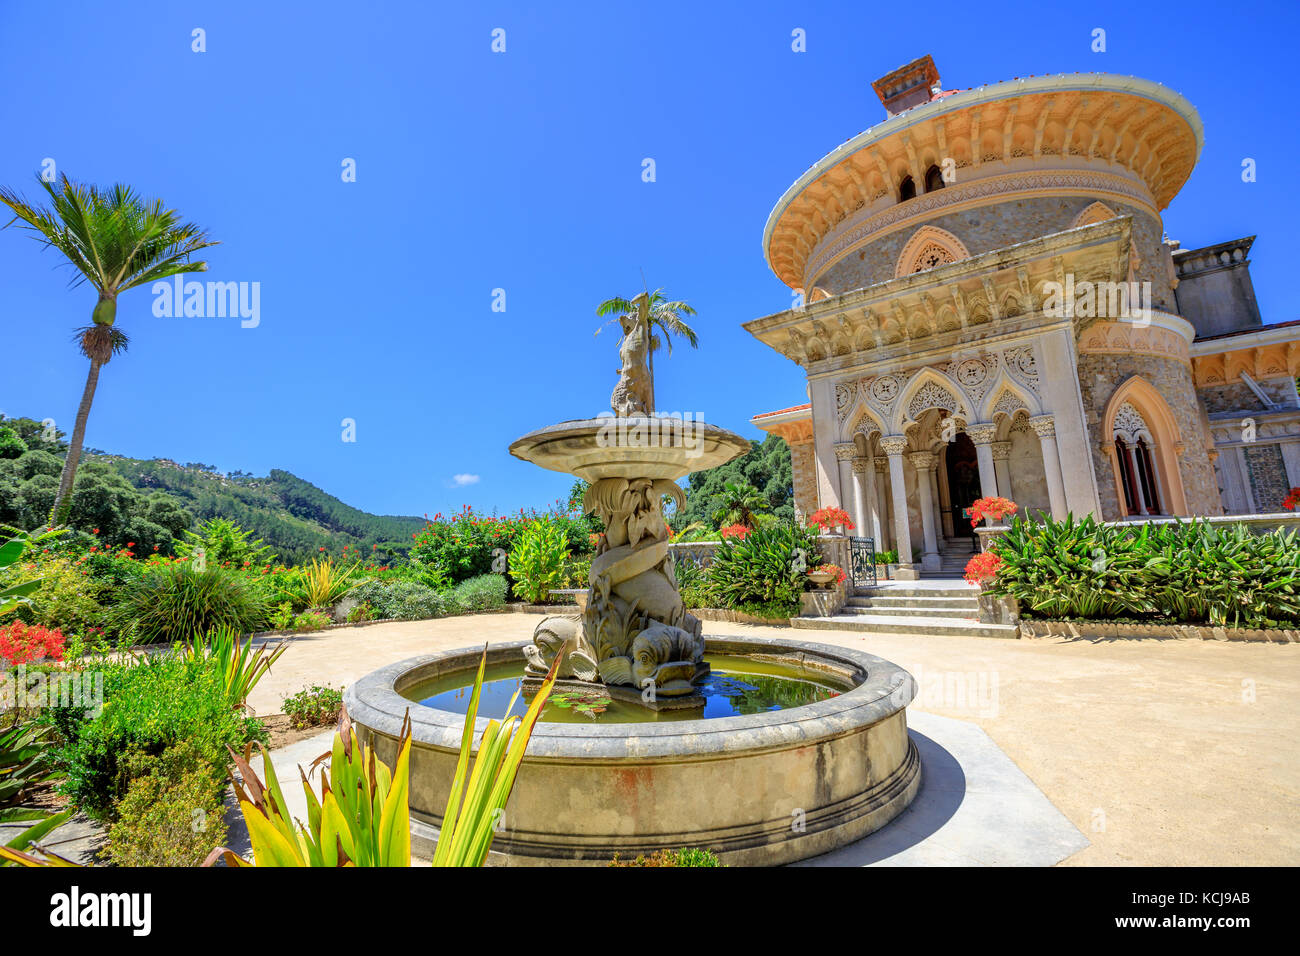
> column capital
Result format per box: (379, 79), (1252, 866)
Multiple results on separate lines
(833, 442), (857, 462)
(873, 457), (889, 473)
(908, 450), (936, 468)
(990, 441), (1012, 462)
(880, 435), (910, 457)
(852, 457), (871, 474)
(1028, 414), (1056, 439)
(966, 422), (998, 445)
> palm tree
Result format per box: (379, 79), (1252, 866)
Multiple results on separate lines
(711, 481), (769, 529)
(595, 285), (698, 412)
(0, 175), (217, 525)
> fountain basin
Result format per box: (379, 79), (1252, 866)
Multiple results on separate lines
(508, 416), (752, 480)
(345, 635), (920, 866)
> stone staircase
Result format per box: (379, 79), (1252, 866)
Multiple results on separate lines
(924, 538), (977, 577)
(791, 579), (1019, 639)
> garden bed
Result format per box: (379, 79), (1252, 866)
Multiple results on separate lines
(692, 607), (792, 626)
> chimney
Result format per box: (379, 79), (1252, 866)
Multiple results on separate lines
(872, 55), (941, 117)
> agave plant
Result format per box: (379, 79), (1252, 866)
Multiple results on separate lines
(201, 646), (559, 868)
(273, 557), (360, 611)
(182, 626), (287, 713)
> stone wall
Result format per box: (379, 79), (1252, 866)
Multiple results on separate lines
(817, 197), (1173, 308)
(1076, 352), (1222, 519)
(789, 440), (818, 521)
(1197, 377), (1300, 414)
(1244, 444), (1290, 511)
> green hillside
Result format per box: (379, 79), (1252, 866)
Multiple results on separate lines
(0, 415), (424, 564)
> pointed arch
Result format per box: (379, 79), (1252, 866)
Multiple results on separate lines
(1101, 375), (1188, 516)
(893, 367), (971, 432)
(842, 402), (886, 443)
(894, 225), (972, 278)
(981, 375), (1042, 424)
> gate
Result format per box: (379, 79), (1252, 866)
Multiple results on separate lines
(849, 536), (877, 587)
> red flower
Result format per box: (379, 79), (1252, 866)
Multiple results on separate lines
(92, 528), (99, 535)
(808, 507), (855, 533)
(127, 542), (135, 548)
(967, 497), (1018, 528)
(963, 551), (1002, 587)
(1284, 487), (1300, 511)
(720, 523), (750, 540)
(0, 621), (66, 666)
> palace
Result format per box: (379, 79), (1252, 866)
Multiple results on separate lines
(746, 56), (1300, 578)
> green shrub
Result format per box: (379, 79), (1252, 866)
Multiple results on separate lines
(291, 610), (332, 632)
(105, 741), (228, 866)
(116, 565), (270, 644)
(609, 847), (723, 867)
(269, 601), (295, 630)
(345, 601), (375, 623)
(509, 520), (569, 603)
(0, 427), (27, 460)
(53, 655), (265, 818)
(282, 684), (344, 729)
(706, 523), (817, 610)
(447, 574), (507, 613)
(991, 515), (1300, 627)
(175, 517), (276, 569)
(3, 556), (108, 639)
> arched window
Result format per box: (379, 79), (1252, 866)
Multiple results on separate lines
(1112, 403), (1163, 515)
(898, 175), (916, 202)
(924, 165), (945, 193)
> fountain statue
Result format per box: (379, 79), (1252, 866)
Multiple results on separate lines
(509, 293), (751, 707)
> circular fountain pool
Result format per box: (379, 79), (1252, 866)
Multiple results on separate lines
(346, 634), (920, 866)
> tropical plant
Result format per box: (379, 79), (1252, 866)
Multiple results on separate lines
(0, 534), (41, 617)
(508, 519), (568, 603)
(182, 626), (287, 712)
(116, 564), (269, 644)
(1, 716), (74, 865)
(272, 556), (359, 611)
(206, 647), (560, 868)
(175, 517), (276, 568)
(710, 481), (768, 529)
(0, 175), (217, 525)
(595, 285), (698, 412)
(707, 522), (818, 611)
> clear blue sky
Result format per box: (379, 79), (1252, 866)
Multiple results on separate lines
(2, 0), (1296, 518)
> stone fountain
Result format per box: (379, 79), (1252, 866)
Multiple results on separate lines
(509, 293), (750, 709)
(345, 294), (921, 864)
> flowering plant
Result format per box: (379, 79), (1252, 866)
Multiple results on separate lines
(0, 620), (66, 666)
(967, 496), (1018, 528)
(811, 563), (846, 586)
(719, 523), (750, 540)
(1284, 488), (1300, 511)
(807, 506), (855, 533)
(963, 551), (1002, 587)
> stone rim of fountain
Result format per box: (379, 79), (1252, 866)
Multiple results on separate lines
(345, 634), (917, 758)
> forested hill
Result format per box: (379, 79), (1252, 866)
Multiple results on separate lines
(114, 459), (426, 560)
(0, 414), (425, 564)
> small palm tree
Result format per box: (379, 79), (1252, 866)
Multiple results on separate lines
(595, 285), (698, 412)
(0, 175), (218, 525)
(711, 481), (769, 529)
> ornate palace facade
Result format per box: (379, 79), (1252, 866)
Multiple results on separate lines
(747, 56), (1300, 578)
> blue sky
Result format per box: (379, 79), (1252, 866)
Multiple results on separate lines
(1, 0), (1296, 518)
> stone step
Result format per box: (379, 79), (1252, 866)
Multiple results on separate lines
(848, 595), (981, 609)
(792, 614), (1019, 639)
(838, 605), (980, 620)
(854, 586), (976, 599)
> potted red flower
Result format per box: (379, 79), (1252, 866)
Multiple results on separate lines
(808, 563), (846, 589)
(1283, 487), (1300, 512)
(808, 506), (855, 535)
(967, 496), (1018, 527)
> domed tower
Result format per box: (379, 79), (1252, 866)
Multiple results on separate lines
(745, 56), (1300, 580)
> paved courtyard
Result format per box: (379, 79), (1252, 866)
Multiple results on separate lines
(244, 610), (1300, 866)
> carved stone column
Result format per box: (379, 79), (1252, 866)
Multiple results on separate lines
(909, 450), (941, 571)
(851, 458), (872, 542)
(1031, 415), (1068, 520)
(966, 423), (1000, 514)
(834, 442), (856, 518)
(1124, 442), (1149, 515)
(873, 457), (892, 551)
(991, 441), (1013, 504)
(881, 436), (917, 579)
